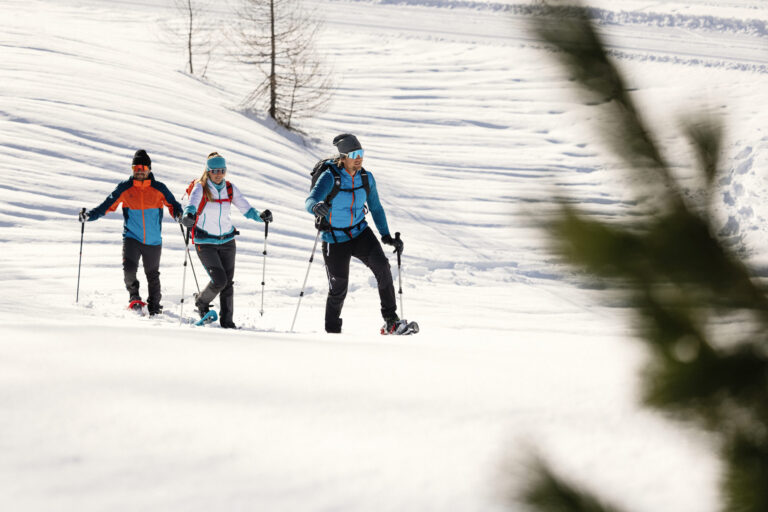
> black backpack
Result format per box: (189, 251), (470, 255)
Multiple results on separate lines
(310, 159), (370, 231)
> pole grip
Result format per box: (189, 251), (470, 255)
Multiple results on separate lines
(395, 231), (402, 265)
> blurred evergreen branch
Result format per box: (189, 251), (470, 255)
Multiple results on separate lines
(517, 4), (768, 512)
(522, 457), (622, 512)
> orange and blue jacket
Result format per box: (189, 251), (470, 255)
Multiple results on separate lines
(87, 173), (182, 246)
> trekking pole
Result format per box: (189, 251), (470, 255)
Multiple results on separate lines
(179, 227), (191, 326)
(290, 230), (321, 332)
(259, 221), (269, 316)
(76, 208), (86, 303)
(179, 223), (200, 293)
(395, 232), (404, 317)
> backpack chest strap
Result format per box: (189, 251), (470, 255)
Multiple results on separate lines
(197, 181), (233, 209)
(327, 170), (369, 203)
(338, 184), (367, 192)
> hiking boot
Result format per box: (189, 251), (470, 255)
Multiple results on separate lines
(193, 293), (210, 319)
(196, 304), (210, 319)
(221, 321), (238, 329)
(148, 304), (163, 317)
(382, 314), (401, 335)
(325, 318), (342, 334)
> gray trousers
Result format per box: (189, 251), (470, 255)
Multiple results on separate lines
(194, 240), (237, 325)
(122, 236), (162, 310)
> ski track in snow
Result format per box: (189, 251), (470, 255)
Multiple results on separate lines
(2, 0), (767, 510)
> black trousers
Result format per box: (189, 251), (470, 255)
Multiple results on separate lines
(195, 240), (237, 325)
(122, 237), (162, 309)
(322, 227), (397, 333)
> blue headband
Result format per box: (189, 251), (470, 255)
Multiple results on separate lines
(206, 156), (226, 170)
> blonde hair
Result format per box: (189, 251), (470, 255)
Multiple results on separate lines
(196, 151), (222, 202)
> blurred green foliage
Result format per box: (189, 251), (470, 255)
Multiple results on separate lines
(518, 5), (768, 512)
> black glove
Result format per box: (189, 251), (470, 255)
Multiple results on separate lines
(312, 202), (330, 217)
(260, 209), (273, 223)
(181, 212), (196, 228)
(381, 234), (404, 254)
(78, 209), (89, 223)
(173, 210), (182, 222)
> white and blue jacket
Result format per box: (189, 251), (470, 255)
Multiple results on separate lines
(184, 179), (263, 245)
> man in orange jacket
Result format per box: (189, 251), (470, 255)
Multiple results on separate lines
(80, 150), (182, 315)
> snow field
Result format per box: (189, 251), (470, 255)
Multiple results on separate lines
(4, 0), (768, 510)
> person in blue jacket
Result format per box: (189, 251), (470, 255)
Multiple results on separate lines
(305, 134), (404, 334)
(79, 149), (182, 315)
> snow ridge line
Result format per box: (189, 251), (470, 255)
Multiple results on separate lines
(373, 1), (768, 37)
(604, 48), (768, 74)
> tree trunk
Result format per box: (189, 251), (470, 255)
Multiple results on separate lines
(186, 0), (194, 74)
(269, 0), (277, 120)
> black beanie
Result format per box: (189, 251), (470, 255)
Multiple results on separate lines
(132, 149), (151, 168)
(332, 134), (362, 154)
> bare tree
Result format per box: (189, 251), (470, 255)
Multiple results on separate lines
(235, 0), (333, 131)
(179, 0), (198, 74)
(163, 0), (218, 77)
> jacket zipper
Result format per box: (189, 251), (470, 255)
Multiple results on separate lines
(139, 182), (146, 243)
(218, 186), (223, 235)
(349, 174), (355, 226)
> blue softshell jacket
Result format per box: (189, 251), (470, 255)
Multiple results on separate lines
(305, 161), (390, 244)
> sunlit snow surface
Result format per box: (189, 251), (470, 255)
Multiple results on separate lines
(2, 0), (767, 510)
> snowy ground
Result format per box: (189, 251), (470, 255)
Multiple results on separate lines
(2, 0), (767, 510)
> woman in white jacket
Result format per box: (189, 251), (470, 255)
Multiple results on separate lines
(181, 152), (273, 328)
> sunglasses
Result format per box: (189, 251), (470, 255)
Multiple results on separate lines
(345, 149), (364, 159)
(132, 164), (150, 172)
(208, 168), (226, 175)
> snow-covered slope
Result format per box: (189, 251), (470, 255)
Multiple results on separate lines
(2, 0), (767, 510)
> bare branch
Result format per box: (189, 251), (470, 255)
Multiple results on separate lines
(235, 0), (334, 130)
(163, 0), (221, 77)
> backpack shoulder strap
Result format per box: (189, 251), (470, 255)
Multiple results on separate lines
(325, 165), (343, 204)
(360, 169), (370, 197)
(188, 180), (209, 213)
(226, 181), (233, 202)
(189, 182), (207, 244)
(184, 179), (195, 198)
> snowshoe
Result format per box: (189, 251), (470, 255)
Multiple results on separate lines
(381, 317), (419, 335)
(128, 299), (147, 316)
(195, 310), (218, 326)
